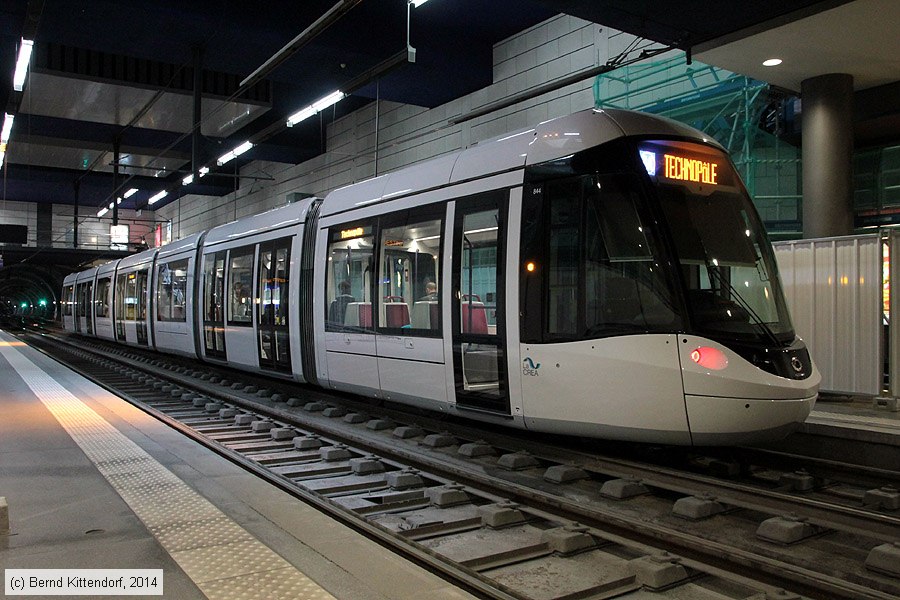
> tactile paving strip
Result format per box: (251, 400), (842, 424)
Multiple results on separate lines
(1, 341), (336, 600)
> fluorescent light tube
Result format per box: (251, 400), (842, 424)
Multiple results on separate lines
(312, 90), (345, 112)
(1, 113), (14, 144)
(183, 165), (210, 184)
(123, 188), (139, 198)
(148, 190), (168, 205)
(217, 141), (253, 166)
(286, 106), (316, 127)
(287, 90), (345, 127)
(13, 39), (33, 92)
(97, 207), (109, 217)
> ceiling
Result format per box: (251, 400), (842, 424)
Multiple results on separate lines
(693, 0), (900, 92)
(1, 0), (899, 217)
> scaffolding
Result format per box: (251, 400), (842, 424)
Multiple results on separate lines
(594, 53), (802, 234)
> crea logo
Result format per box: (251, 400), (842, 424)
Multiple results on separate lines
(523, 357), (540, 376)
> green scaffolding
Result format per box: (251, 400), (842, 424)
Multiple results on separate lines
(594, 53), (802, 234)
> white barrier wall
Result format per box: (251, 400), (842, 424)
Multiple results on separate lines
(774, 234), (883, 395)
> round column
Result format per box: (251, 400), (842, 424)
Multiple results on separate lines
(801, 73), (855, 238)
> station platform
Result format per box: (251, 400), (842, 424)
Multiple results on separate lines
(0, 329), (474, 600)
(807, 396), (900, 446)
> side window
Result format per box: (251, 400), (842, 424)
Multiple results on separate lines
(228, 247), (254, 325)
(546, 179), (580, 336)
(62, 285), (73, 316)
(115, 275), (127, 320)
(326, 224), (374, 331)
(203, 252), (226, 323)
(125, 273), (138, 320)
(540, 174), (678, 340)
(77, 283), (88, 317)
(156, 259), (188, 322)
(583, 176), (676, 334)
(95, 277), (111, 317)
(378, 211), (442, 333)
(258, 239), (290, 327)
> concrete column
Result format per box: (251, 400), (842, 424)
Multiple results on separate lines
(801, 73), (855, 238)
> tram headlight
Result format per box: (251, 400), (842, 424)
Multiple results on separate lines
(690, 346), (728, 370)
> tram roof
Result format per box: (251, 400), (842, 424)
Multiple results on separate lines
(319, 108), (716, 217)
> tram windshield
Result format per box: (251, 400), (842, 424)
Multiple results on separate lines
(640, 140), (794, 343)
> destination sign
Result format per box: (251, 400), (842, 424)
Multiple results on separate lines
(663, 154), (718, 185)
(340, 227), (365, 240)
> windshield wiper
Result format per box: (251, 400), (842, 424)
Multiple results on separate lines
(705, 266), (784, 347)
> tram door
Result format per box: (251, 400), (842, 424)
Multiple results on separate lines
(256, 238), (291, 372)
(202, 252), (227, 358)
(451, 192), (510, 414)
(135, 270), (149, 346)
(78, 282), (94, 335)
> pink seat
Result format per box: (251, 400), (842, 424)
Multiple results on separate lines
(461, 301), (488, 334)
(385, 302), (410, 327)
(358, 304), (372, 328)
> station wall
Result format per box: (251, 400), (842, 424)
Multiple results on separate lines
(156, 15), (665, 238)
(0, 199), (153, 250)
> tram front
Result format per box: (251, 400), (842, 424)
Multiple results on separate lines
(639, 139), (820, 445)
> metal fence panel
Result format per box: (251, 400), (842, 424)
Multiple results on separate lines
(774, 234), (882, 395)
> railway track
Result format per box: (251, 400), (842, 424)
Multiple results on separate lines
(24, 331), (900, 600)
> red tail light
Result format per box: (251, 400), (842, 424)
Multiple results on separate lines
(690, 346), (728, 370)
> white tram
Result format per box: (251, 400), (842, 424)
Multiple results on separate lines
(62, 108), (820, 445)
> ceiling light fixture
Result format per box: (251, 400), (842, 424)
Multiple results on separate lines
(217, 141), (254, 166)
(762, 58), (783, 67)
(148, 190), (168, 205)
(183, 166), (210, 185)
(286, 90), (346, 127)
(123, 188), (139, 198)
(97, 207), (109, 217)
(13, 39), (34, 91)
(1, 113), (14, 144)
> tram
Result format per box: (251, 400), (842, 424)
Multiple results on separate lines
(62, 108), (819, 445)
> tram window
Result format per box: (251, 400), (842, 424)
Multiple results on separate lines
(548, 180), (580, 335)
(114, 275), (126, 321)
(326, 224), (374, 331)
(125, 273), (138, 320)
(78, 283), (90, 317)
(258, 240), (290, 327)
(583, 177), (676, 333)
(203, 252), (226, 323)
(156, 259), (188, 322)
(62, 285), (72, 316)
(460, 209), (499, 334)
(95, 277), (111, 317)
(378, 215), (442, 333)
(228, 247), (254, 325)
(542, 175), (678, 341)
